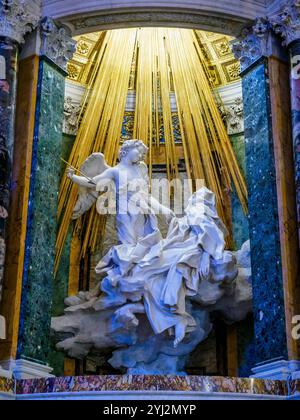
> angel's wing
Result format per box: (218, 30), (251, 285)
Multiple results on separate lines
(72, 153), (111, 220)
(80, 153), (110, 178)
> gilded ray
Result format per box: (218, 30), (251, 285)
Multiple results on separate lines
(55, 28), (247, 273)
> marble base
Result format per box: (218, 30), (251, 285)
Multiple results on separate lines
(0, 359), (54, 379)
(16, 390), (285, 401)
(0, 393), (15, 400)
(252, 360), (300, 380)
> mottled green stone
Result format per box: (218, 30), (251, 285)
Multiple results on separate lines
(17, 60), (66, 363)
(60, 133), (76, 180)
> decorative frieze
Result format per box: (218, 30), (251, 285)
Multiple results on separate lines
(271, 0), (300, 47)
(41, 17), (76, 72)
(0, 0), (39, 44)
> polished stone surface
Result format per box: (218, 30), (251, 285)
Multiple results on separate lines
(242, 60), (288, 364)
(17, 59), (65, 363)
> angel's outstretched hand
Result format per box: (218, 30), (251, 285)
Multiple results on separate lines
(67, 168), (75, 180)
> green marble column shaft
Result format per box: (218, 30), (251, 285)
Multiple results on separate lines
(17, 58), (66, 363)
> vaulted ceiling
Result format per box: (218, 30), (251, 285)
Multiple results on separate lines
(67, 30), (240, 88)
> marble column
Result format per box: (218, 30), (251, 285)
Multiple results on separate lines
(0, 0), (39, 370)
(232, 18), (300, 379)
(13, 18), (76, 377)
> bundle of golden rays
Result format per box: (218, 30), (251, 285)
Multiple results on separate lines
(55, 28), (248, 273)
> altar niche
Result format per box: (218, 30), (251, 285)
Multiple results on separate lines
(52, 26), (298, 377)
(44, 27), (254, 377)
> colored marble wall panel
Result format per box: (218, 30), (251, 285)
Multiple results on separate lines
(242, 60), (287, 363)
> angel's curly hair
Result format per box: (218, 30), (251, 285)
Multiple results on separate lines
(119, 139), (148, 161)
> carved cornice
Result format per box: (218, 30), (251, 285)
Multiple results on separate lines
(41, 17), (76, 72)
(271, 0), (300, 46)
(0, 0), (40, 44)
(69, 11), (244, 37)
(231, 18), (273, 72)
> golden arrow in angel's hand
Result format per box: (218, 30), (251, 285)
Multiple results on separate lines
(61, 157), (96, 186)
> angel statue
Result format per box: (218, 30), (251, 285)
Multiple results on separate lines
(68, 140), (174, 244)
(65, 140), (241, 351)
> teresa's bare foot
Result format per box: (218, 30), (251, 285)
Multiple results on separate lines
(174, 319), (188, 348)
